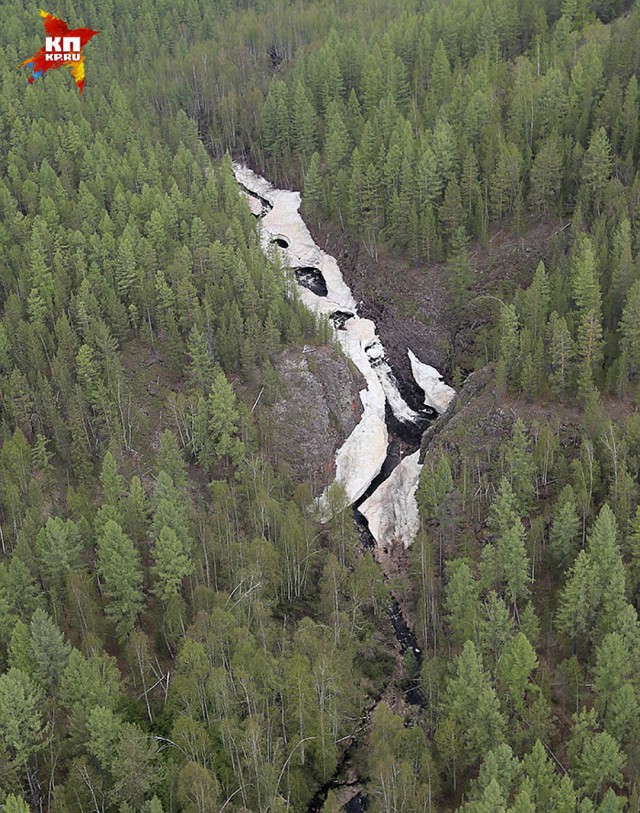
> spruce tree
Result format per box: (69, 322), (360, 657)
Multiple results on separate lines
(97, 520), (144, 639)
(151, 526), (194, 601)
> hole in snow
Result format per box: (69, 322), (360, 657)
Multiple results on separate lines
(329, 310), (354, 329)
(271, 235), (290, 249)
(364, 340), (384, 364)
(294, 267), (328, 297)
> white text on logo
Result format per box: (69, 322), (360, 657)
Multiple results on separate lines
(45, 36), (81, 62)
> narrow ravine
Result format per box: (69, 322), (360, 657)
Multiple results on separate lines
(233, 164), (455, 811)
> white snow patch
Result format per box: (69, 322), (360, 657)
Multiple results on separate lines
(241, 191), (263, 216)
(375, 361), (423, 424)
(234, 165), (390, 514)
(408, 349), (456, 414)
(359, 450), (422, 549)
(364, 339), (423, 425)
(234, 165), (356, 314)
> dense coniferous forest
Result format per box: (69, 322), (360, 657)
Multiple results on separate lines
(4, 0), (640, 812)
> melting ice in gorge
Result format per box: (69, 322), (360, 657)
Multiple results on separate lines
(293, 267), (328, 297)
(364, 338), (423, 425)
(408, 349), (456, 414)
(233, 164), (455, 535)
(234, 164), (388, 510)
(359, 450), (422, 550)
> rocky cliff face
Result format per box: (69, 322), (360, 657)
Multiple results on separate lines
(269, 345), (364, 493)
(418, 365), (507, 463)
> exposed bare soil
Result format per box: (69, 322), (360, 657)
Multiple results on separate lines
(307, 214), (564, 388)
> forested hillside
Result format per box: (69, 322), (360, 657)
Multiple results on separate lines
(3, 0), (640, 812)
(0, 3), (391, 812)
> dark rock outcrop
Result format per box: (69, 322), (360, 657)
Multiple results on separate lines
(270, 345), (364, 492)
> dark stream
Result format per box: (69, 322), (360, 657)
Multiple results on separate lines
(310, 405), (430, 812)
(237, 180), (273, 217)
(345, 793), (368, 813)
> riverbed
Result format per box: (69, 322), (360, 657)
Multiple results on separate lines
(234, 163), (455, 811)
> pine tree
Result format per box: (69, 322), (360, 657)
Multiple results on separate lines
(488, 478), (520, 539)
(621, 75), (639, 164)
(496, 304), (520, 393)
(571, 236), (603, 393)
(620, 280), (640, 389)
(125, 475), (150, 545)
(152, 471), (191, 551)
(36, 517), (81, 591)
(549, 486), (581, 572)
(3, 796), (31, 813)
(495, 520), (531, 608)
(460, 147), (481, 232)
(593, 632), (638, 743)
(430, 40), (452, 104)
(418, 146), (442, 206)
(551, 774), (578, 813)
(556, 505), (627, 645)
(597, 790), (625, 813)
(547, 312), (575, 399)
(498, 632), (538, 712)
(572, 235), (601, 315)
(100, 450), (126, 509)
(587, 504), (627, 638)
(187, 324), (214, 391)
(477, 592), (515, 677)
(568, 708), (624, 798)
(529, 136), (563, 215)
(0, 668), (45, 767)
(30, 608), (71, 690)
(522, 263), (550, 347)
(556, 550), (598, 644)
(608, 219), (634, 325)
(444, 559), (480, 645)
(491, 142), (522, 220)
(345, 89), (363, 143)
(510, 789), (535, 813)
(177, 762), (220, 813)
(292, 81), (317, 160)
(503, 420), (535, 510)
(417, 452), (453, 519)
(448, 227), (472, 310)
(87, 704), (123, 771)
(303, 152), (324, 220)
(157, 430), (188, 489)
(324, 108), (349, 177)
(440, 177), (464, 244)
(110, 723), (159, 808)
(30, 434), (52, 478)
(476, 743), (519, 800)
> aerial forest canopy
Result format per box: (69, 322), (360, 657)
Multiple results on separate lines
(2, 0), (640, 812)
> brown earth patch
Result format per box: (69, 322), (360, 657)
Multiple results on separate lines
(306, 214), (564, 392)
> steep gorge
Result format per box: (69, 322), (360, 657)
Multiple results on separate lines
(234, 165), (456, 810)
